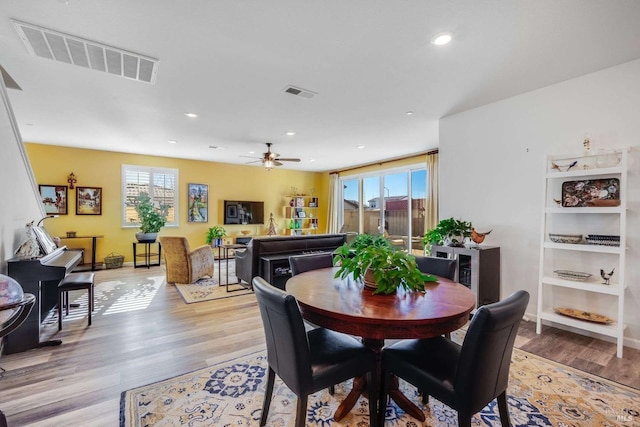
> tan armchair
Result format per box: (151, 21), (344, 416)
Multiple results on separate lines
(158, 236), (215, 284)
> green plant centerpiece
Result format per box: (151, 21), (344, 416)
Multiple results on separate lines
(423, 217), (472, 248)
(206, 225), (227, 247)
(333, 234), (436, 295)
(133, 192), (167, 242)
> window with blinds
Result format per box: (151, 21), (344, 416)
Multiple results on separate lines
(122, 165), (179, 227)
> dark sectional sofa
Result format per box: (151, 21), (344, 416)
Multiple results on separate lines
(235, 233), (346, 289)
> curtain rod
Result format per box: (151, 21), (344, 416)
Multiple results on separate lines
(329, 149), (438, 175)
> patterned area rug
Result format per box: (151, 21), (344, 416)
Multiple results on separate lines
(174, 260), (253, 303)
(120, 347), (640, 426)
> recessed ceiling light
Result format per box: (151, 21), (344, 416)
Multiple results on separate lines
(309, 159), (316, 162)
(286, 131), (296, 136)
(431, 32), (452, 46)
(185, 112), (198, 118)
(208, 145), (225, 150)
(168, 140), (177, 144)
(406, 111), (414, 116)
(249, 151), (255, 154)
(357, 145), (365, 149)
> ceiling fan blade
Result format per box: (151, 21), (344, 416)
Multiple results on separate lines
(273, 160), (283, 166)
(240, 155), (261, 159)
(276, 158), (301, 162)
(244, 160), (262, 164)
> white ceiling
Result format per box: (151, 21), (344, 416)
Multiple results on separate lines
(2, 0), (640, 172)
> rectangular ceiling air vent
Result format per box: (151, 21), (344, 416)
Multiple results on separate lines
(283, 85), (317, 99)
(11, 19), (159, 84)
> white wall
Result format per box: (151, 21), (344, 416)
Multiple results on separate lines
(0, 77), (44, 274)
(440, 59), (640, 348)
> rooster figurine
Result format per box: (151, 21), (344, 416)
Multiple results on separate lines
(471, 228), (492, 245)
(600, 268), (615, 285)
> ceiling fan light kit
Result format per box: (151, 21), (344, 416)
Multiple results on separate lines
(241, 142), (301, 169)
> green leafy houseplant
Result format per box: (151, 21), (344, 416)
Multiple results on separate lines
(333, 234), (436, 295)
(423, 217), (472, 248)
(206, 225), (227, 245)
(134, 192), (167, 234)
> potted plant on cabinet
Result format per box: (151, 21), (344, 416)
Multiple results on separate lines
(133, 192), (167, 242)
(206, 225), (227, 248)
(423, 217), (472, 249)
(333, 234), (436, 295)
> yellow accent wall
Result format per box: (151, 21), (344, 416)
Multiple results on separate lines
(26, 143), (326, 265)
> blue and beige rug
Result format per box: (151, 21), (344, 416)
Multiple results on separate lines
(120, 347), (640, 426)
(174, 260), (254, 303)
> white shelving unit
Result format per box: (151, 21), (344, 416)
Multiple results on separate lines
(536, 148), (628, 357)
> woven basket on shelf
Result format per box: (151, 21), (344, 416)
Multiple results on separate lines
(104, 252), (124, 269)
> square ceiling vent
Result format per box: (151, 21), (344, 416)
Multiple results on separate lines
(11, 19), (159, 84)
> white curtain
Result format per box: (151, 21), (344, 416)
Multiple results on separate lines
(425, 152), (439, 231)
(327, 173), (340, 233)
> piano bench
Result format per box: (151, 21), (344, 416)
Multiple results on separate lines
(58, 272), (95, 331)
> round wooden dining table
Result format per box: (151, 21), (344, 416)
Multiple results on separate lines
(286, 267), (476, 422)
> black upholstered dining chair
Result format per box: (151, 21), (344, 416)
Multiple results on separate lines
(252, 277), (378, 427)
(379, 290), (529, 427)
(414, 255), (457, 280)
(289, 252), (334, 276)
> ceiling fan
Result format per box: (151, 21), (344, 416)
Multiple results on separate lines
(242, 142), (301, 169)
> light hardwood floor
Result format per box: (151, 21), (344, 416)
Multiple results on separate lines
(1, 266), (638, 426)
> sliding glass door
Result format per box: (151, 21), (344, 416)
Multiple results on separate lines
(339, 164), (427, 253)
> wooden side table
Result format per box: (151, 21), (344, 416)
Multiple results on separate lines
(133, 241), (161, 268)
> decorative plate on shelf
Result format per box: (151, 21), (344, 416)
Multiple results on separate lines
(553, 270), (591, 281)
(555, 307), (614, 324)
(561, 178), (620, 207)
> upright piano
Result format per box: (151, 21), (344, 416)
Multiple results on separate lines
(5, 246), (83, 354)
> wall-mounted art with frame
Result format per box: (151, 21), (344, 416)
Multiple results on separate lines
(188, 183), (208, 223)
(39, 184), (68, 215)
(76, 186), (102, 215)
(226, 204), (238, 219)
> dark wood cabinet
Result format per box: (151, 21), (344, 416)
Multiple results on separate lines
(431, 245), (500, 308)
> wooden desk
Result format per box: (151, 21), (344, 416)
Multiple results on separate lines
(59, 235), (104, 271)
(286, 267), (476, 421)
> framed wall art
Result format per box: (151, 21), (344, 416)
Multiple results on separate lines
(39, 185), (68, 215)
(76, 186), (102, 215)
(188, 183), (208, 223)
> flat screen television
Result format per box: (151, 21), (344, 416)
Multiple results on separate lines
(224, 200), (264, 225)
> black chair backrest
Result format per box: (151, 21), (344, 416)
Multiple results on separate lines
(252, 276), (313, 396)
(289, 252), (334, 276)
(414, 255), (457, 280)
(455, 290), (529, 414)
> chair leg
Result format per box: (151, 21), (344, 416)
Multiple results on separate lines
(260, 368), (275, 426)
(421, 389), (429, 404)
(497, 391), (511, 427)
(378, 369), (390, 425)
(64, 291), (69, 315)
(457, 412), (472, 427)
(328, 385), (335, 395)
(87, 286), (92, 326)
(294, 395), (308, 427)
(366, 371), (378, 427)
(58, 290), (63, 331)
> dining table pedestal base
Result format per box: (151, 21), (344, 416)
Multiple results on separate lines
(332, 337), (426, 423)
